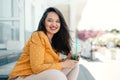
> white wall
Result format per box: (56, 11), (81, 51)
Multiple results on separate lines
(24, 0), (47, 41)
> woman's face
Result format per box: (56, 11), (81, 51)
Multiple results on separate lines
(45, 12), (60, 35)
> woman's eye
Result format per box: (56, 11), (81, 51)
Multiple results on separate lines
(56, 20), (60, 23)
(48, 19), (52, 22)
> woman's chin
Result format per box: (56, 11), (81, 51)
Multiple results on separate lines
(50, 30), (59, 34)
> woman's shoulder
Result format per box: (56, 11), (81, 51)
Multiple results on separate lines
(32, 31), (46, 36)
(30, 31), (46, 45)
(32, 31), (46, 38)
(31, 31), (47, 42)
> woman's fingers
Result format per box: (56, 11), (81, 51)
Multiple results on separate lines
(62, 59), (78, 69)
(67, 51), (72, 59)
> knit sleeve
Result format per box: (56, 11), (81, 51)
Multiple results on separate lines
(30, 32), (62, 74)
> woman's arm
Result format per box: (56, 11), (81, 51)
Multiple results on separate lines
(29, 32), (62, 74)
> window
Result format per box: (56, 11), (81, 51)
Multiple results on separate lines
(0, 0), (24, 49)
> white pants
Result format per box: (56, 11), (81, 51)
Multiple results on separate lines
(15, 64), (79, 80)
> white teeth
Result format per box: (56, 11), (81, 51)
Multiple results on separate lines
(50, 27), (57, 30)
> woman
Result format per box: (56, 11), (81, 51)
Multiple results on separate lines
(8, 7), (79, 80)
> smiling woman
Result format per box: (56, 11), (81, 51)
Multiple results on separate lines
(44, 12), (61, 42)
(8, 7), (80, 80)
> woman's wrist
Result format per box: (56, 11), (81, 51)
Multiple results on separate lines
(61, 62), (65, 68)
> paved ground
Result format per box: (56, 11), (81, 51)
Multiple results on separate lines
(77, 58), (120, 80)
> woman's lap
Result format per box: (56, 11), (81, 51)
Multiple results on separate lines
(15, 69), (67, 80)
(15, 63), (79, 80)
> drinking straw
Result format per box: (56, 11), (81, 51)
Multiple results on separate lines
(76, 36), (78, 55)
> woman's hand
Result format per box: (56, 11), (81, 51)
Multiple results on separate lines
(61, 51), (72, 62)
(69, 51), (81, 60)
(62, 59), (78, 69)
(61, 51), (80, 61)
(61, 51), (80, 68)
(67, 51), (73, 59)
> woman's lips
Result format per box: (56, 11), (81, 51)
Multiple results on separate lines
(50, 26), (57, 30)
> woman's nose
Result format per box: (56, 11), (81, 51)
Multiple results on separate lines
(52, 22), (57, 26)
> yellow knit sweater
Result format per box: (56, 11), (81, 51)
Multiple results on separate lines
(8, 31), (62, 80)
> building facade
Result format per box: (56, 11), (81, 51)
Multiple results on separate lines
(0, 0), (84, 51)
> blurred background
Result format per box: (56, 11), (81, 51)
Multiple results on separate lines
(0, 0), (120, 80)
(0, 0), (86, 50)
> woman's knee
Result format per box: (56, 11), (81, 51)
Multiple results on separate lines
(75, 63), (80, 70)
(47, 69), (67, 80)
(24, 69), (67, 80)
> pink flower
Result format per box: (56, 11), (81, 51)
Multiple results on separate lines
(78, 30), (98, 41)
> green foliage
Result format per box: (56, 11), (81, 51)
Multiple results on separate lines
(110, 29), (120, 33)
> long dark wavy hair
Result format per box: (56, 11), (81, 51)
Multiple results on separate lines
(37, 7), (71, 55)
